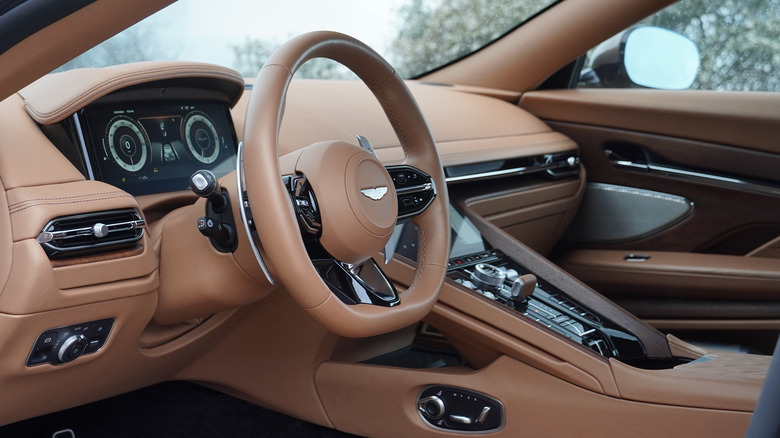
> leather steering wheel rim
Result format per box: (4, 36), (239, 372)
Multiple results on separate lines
(241, 31), (450, 338)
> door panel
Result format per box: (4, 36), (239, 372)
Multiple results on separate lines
(519, 89), (780, 353)
(542, 122), (780, 253)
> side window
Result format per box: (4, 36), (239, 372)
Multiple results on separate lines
(578, 0), (780, 91)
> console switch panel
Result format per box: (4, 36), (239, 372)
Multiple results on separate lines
(417, 386), (503, 432)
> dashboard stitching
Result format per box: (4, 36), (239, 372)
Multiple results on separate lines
(7, 190), (130, 208)
(24, 64), (244, 124)
(9, 194), (135, 214)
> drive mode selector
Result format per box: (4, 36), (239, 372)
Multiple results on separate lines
(470, 263), (506, 290)
(57, 334), (88, 363)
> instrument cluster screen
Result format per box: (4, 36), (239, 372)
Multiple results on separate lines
(80, 101), (237, 196)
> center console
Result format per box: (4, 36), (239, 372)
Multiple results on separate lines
(392, 204), (647, 362)
(446, 248), (645, 359)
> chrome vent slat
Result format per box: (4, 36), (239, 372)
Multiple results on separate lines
(37, 209), (145, 258)
(444, 151), (580, 184)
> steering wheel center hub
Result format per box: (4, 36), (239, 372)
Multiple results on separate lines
(296, 141), (397, 264)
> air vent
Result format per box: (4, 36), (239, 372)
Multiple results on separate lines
(445, 151), (580, 183)
(36, 209), (145, 258)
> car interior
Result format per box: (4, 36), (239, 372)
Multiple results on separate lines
(1, 0), (779, 436)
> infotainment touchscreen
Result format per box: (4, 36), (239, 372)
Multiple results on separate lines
(79, 100), (237, 196)
(389, 204), (487, 261)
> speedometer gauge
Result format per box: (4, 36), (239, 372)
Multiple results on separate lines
(182, 111), (220, 164)
(105, 116), (150, 173)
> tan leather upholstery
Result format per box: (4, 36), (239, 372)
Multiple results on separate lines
(0, 95), (85, 190)
(19, 61), (244, 124)
(559, 249), (780, 300)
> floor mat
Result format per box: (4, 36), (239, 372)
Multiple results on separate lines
(0, 381), (361, 438)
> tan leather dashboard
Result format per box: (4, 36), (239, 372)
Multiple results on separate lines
(0, 62), (579, 324)
(239, 79), (578, 167)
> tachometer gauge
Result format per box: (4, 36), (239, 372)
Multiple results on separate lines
(105, 116), (150, 173)
(182, 111), (220, 164)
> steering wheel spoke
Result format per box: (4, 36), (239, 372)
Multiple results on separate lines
(313, 257), (400, 307)
(284, 171), (400, 307)
(387, 165), (437, 222)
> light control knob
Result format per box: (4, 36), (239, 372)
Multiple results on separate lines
(57, 334), (88, 363)
(418, 395), (445, 420)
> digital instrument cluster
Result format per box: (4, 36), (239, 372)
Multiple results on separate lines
(79, 101), (237, 196)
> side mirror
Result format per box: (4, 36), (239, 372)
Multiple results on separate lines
(585, 26), (700, 90)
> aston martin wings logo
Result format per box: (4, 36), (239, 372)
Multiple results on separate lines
(360, 186), (388, 201)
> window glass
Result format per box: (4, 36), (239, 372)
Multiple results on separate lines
(579, 0), (780, 91)
(55, 0), (558, 79)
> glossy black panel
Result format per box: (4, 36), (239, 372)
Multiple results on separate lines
(387, 165), (436, 220)
(313, 258), (399, 307)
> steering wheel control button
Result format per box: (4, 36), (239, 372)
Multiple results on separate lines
(386, 165), (436, 221)
(417, 386), (504, 432)
(285, 174), (322, 236)
(26, 319), (114, 366)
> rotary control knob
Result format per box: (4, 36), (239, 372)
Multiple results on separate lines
(57, 334), (88, 363)
(470, 263), (506, 290)
(418, 395), (445, 420)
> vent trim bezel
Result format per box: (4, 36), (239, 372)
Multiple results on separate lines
(37, 208), (145, 258)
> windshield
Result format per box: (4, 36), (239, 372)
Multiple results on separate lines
(55, 0), (558, 78)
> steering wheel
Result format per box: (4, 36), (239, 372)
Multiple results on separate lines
(240, 32), (450, 338)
